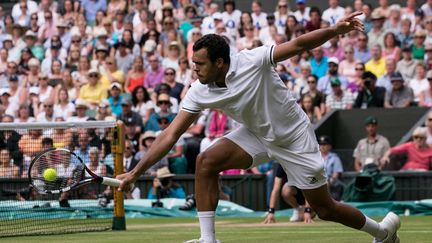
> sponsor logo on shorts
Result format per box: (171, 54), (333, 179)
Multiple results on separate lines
(309, 177), (318, 184)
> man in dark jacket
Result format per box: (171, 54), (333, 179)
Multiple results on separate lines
(354, 71), (386, 108)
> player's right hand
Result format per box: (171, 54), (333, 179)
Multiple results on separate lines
(263, 213), (276, 224)
(116, 172), (137, 192)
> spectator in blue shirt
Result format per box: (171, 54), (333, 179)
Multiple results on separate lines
(80, 0), (107, 25)
(107, 82), (123, 117)
(147, 167), (186, 199)
(318, 135), (344, 201)
(309, 46), (328, 79)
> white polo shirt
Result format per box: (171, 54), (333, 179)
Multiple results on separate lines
(182, 45), (310, 146)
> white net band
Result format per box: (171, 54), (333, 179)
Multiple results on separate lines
(0, 121), (117, 130)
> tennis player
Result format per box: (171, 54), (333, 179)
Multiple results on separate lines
(118, 12), (400, 243)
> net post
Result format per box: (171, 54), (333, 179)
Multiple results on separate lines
(112, 120), (126, 230)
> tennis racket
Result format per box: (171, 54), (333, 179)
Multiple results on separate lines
(28, 147), (122, 194)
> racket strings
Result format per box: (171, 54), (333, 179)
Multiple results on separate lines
(30, 150), (85, 193)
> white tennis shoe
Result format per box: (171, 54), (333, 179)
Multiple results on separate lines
(290, 208), (303, 222)
(372, 212), (401, 243)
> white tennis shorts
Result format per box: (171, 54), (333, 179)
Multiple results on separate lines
(225, 125), (327, 190)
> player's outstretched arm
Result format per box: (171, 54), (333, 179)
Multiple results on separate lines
(117, 110), (199, 191)
(273, 11), (364, 63)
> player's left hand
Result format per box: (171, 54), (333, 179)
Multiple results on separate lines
(334, 11), (365, 35)
(263, 213), (276, 224)
(303, 212), (314, 224)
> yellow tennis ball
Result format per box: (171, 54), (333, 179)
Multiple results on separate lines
(43, 168), (57, 182)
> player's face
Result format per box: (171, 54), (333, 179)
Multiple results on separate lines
(192, 48), (219, 85)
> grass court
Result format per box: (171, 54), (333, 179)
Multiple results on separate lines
(1, 216), (431, 242)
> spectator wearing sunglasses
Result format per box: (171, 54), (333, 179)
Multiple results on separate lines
(145, 93), (176, 132)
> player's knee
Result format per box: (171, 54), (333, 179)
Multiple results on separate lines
(196, 152), (221, 175)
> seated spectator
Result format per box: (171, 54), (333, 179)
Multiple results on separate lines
(131, 86), (154, 126)
(54, 88), (75, 120)
(36, 99), (55, 122)
(354, 71), (386, 108)
(18, 129), (43, 172)
(100, 56), (125, 90)
(145, 94), (176, 132)
(309, 46), (328, 79)
(381, 127), (432, 171)
(0, 88), (18, 117)
(124, 122), (140, 152)
(147, 167), (186, 199)
(144, 54), (164, 94)
(384, 72), (414, 108)
(157, 115), (187, 174)
(123, 140), (138, 173)
(396, 46), (416, 82)
(73, 129), (91, 164)
(263, 163), (313, 224)
(200, 109), (233, 152)
(300, 94), (321, 124)
(52, 117), (73, 149)
(78, 68), (108, 109)
(338, 45), (357, 84)
(382, 32), (401, 61)
(301, 74), (326, 116)
(107, 82), (124, 117)
(16, 104), (36, 123)
(425, 111), (432, 145)
(318, 57), (348, 96)
(325, 78), (354, 113)
(353, 116), (391, 171)
(0, 149), (20, 178)
(354, 32), (371, 64)
(420, 71), (432, 108)
(412, 30), (426, 61)
(125, 56), (145, 93)
(365, 44), (386, 79)
(0, 115), (23, 169)
(118, 97), (143, 133)
(397, 18), (413, 48)
(155, 68), (185, 104)
(323, 35), (344, 61)
(376, 57), (397, 92)
(318, 135), (344, 201)
(95, 100), (115, 121)
(67, 99), (89, 122)
(408, 63), (428, 103)
(135, 131), (169, 176)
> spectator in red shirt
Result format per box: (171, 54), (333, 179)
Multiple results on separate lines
(381, 127), (432, 171)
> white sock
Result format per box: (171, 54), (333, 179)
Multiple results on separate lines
(198, 211), (215, 243)
(360, 216), (387, 240)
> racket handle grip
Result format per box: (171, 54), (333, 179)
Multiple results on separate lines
(101, 177), (122, 187)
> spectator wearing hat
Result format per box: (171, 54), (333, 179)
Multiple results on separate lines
(145, 93), (176, 132)
(293, 0), (310, 26)
(418, 70), (432, 107)
(318, 57), (348, 96)
(367, 10), (386, 49)
(318, 135), (343, 200)
(408, 62), (428, 103)
(412, 30), (426, 60)
(107, 82), (123, 117)
(0, 88), (18, 117)
(384, 71), (414, 108)
(141, 38), (160, 69)
(381, 126), (432, 171)
(353, 116), (390, 171)
(95, 99), (114, 121)
(135, 131), (169, 175)
(115, 41), (134, 76)
(396, 46), (416, 81)
(55, 19), (71, 49)
(67, 99), (89, 122)
(147, 167), (186, 200)
(365, 44), (386, 79)
(354, 71), (386, 108)
(118, 97), (143, 132)
(153, 83), (179, 113)
(325, 77), (354, 113)
(78, 68), (108, 109)
(162, 41), (181, 70)
(145, 54), (164, 93)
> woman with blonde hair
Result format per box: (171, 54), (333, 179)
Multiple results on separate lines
(22, 58), (40, 88)
(95, 100), (115, 121)
(100, 56), (125, 90)
(54, 88), (75, 120)
(338, 45), (358, 83)
(381, 127), (432, 171)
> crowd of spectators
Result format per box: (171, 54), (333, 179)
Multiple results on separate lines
(1, 0), (432, 185)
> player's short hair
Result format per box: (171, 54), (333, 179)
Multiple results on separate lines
(193, 34), (230, 65)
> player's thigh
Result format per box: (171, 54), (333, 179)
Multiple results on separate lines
(197, 137), (253, 172)
(302, 184), (335, 209)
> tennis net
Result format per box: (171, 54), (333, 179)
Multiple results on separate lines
(0, 121), (125, 237)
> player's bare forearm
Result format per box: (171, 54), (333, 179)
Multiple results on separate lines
(129, 111), (199, 178)
(273, 11), (364, 63)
